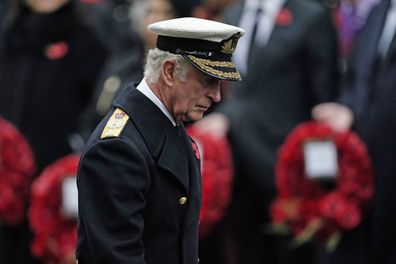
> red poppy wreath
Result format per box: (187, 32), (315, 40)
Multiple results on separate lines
(187, 126), (233, 240)
(269, 121), (373, 251)
(29, 154), (80, 264)
(0, 116), (36, 225)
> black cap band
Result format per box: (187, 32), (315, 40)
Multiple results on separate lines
(156, 36), (230, 59)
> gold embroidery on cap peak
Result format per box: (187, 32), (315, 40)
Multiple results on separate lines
(221, 39), (235, 54)
(101, 108), (129, 139)
(220, 33), (241, 55)
(187, 55), (241, 80)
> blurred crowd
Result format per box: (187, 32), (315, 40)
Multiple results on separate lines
(1, 0), (395, 263)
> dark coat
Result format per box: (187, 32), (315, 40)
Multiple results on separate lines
(0, 2), (108, 171)
(323, 0), (396, 263)
(212, 1), (339, 263)
(77, 84), (201, 264)
(221, 0), (338, 203)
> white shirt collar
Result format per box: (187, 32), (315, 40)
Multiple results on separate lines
(243, 0), (285, 13)
(234, 0), (286, 75)
(136, 79), (177, 126)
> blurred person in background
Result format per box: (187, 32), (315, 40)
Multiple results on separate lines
(0, 0), (107, 262)
(196, 0), (239, 20)
(313, 0), (396, 263)
(135, 0), (203, 50)
(194, 0), (339, 263)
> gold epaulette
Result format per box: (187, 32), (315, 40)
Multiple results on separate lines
(100, 108), (129, 139)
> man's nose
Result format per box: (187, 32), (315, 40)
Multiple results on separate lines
(209, 82), (222, 103)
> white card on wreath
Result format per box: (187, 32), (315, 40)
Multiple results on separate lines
(303, 140), (338, 180)
(61, 176), (78, 219)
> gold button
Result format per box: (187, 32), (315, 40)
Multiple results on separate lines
(179, 197), (187, 205)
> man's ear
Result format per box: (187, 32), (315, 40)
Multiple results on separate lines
(161, 60), (177, 87)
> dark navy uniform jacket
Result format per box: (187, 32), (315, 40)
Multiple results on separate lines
(76, 83), (201, 264)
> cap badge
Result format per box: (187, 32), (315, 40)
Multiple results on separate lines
(221, 33), (241, 55)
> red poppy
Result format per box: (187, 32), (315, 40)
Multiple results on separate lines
(191, 141), (201, 160)
(45, 42), (69, 60)
(276, 8), (293, 26)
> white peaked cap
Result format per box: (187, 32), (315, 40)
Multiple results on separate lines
(148, 17), (245, 42)
(147, 17), (245, 81)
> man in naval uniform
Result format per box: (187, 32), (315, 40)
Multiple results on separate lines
(76, 17), (244, 264)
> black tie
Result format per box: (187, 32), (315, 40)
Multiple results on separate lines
(248, 7), (263, 65)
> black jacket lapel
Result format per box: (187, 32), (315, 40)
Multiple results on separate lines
(113, 85), (190, 193)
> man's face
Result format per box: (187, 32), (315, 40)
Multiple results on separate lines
(26, 0), (69, 13)
(171, 66), (222, 123)
(141, 0), (176, 49)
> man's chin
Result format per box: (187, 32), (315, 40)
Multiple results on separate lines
(183, 112), (205, 122)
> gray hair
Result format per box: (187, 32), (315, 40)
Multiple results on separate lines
(144, 48), (191, 83)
